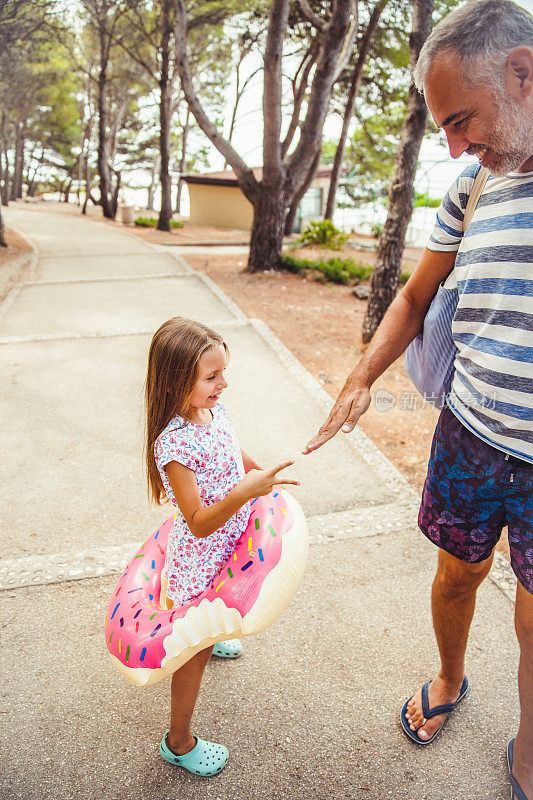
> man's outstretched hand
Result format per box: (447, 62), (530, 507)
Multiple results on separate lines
(302, 382), (371, 454)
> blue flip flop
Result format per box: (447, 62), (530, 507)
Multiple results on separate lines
(507, 738), (531, 800)
(400, 676), (469, 745)
(212, 639), (243, 658)
(159, 732), (229, 776)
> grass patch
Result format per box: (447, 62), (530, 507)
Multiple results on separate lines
(281, 254), (410, 286)
(134, 216), (183, 229)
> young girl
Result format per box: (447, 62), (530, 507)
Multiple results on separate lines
(145, 317), (299, 777)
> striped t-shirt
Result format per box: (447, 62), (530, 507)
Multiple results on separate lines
(428, 163), (533, 464)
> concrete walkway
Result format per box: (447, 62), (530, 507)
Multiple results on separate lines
(0, 204), (519, 800)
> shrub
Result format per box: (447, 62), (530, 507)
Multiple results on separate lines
(134, 216), (183, 229)
(370, 222), (383, 239)
(298, 219), (348, 250)
(279, 254), (309, 274)
(281, 254), (411, 287)
(414, 190), (441, 208)
(281, 254), (370, 285)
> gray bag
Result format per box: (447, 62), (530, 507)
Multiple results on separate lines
(405, 166), (489, 407)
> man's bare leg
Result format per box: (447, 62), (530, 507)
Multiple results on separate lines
(512, 580), (533, 798)
(405, 548), (494, 741)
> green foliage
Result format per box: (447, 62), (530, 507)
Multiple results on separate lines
(370, 222), (384, 239)
(0, 1), (51, 66)
(323, 102), (407, 206)
(134, 216), (183, 228)
(281, 254), (410, 287)
(327, 0), (463, 206)
(0, 23), (81, 195)
(297, 219), (348, 250)
(29, 42), (81, 156)
(327, 0), (412, 206)
(414, 190), (441, 208)
(282, 254), (366, 284)
(105, 0), (237, 198)
(0, 0), (463, 214)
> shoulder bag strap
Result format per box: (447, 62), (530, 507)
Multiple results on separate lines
(463, 166), (490, 232)
(440, 167), (490, 291)
(443, 167), (489, 290)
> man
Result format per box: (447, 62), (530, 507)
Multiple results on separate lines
(303, 1), (533, 796)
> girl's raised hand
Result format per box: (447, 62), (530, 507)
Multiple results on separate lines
(240, 460), (299, 500)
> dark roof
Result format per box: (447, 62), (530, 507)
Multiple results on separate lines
(181, 165), (333, 187)
(181, 169), (260, 187)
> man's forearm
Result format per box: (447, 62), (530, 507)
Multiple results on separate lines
(303, 247), (456, 453)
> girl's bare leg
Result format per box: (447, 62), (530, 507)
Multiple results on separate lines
(167, 646), (214, 755)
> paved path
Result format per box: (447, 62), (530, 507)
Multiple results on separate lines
(0, 204), (519, 799)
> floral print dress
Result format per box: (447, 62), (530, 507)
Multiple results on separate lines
(154, 403), (251, 605)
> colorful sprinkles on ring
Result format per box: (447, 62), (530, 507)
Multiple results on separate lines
(104, 492), (297, 680)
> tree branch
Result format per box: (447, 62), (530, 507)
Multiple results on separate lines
(324, 0), (390, 219)
(298, 0), (328, 32)
(124, 1), (159, 52)
(262, 0), (291, 182)
(287, 0), (355, 185)
(332, 2), (359, 82)
(281, 41), (319, 158)
(174, 0), (257, 201)
(116, 35), (157, 80)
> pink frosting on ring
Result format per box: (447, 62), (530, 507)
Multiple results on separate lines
(105, 491), (294, 672)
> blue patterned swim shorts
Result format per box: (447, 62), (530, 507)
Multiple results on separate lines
(419, 405), (533, 594)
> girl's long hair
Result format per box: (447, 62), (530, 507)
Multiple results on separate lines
(144, 317), (228, 504)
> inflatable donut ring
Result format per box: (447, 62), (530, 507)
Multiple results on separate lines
(105, 489), (308, 686)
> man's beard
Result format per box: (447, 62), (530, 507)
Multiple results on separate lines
(466, 91), (533, 175)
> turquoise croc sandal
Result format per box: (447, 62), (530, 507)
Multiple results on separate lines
(212, 639), (243, 659)
(159, 732), (229, 776)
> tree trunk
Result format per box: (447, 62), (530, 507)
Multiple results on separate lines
(108, 92), (127, 164)
(0, 116), (4, 211)
(157, 91), (172, 230)
(1, 112), (10, 206)
(77, 131), (83, 206)
(324, 0), (388, 220)
(0, 194), (6, 247)
(2, 142), (12, 206)
(248, 190), (288, 272)
(285, 145), (321, 234)
(1, 157), (10, 206)
(111, 170), (121, 217)
(82, 111), (94, 215)
(147, 154), (160, 210)
(23, 142), (36, 191)
(175, 107), (189, 214)
(97, 29), (115, 219)
(244, 0), (290, 272)
(27, 149), (44, 196)
(15, 130), (25, 199)
(157, 0), (173, 232)
(82, 154), (91, 215)
(11, 122), (25, 200)
(361, 0), (434, 344)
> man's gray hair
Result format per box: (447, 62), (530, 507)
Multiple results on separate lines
(414, 0), (533, 93)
